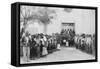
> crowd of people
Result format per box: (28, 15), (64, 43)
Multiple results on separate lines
(74, 34), (95, 55)
(60, 29), (75, 47)
(60, 29), (95, 55)
(20, 32), (61, 62)
(60, 29), (95, 56)
(20, 29), (95, 62)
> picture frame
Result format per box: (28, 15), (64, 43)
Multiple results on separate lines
(11, 2), (98, 67)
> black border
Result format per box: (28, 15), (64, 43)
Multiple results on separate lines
(12, 2), (98, 67)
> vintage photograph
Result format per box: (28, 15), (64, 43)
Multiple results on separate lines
(20, 5), (96, 64)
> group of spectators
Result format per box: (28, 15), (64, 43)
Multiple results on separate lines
(20, 32), (61, 62)
(20, 29), (95, 62)
(74, 34), (95, 55)
(60, 29), (95, 55)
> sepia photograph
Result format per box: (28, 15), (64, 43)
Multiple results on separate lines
(20, 5), (96, 64)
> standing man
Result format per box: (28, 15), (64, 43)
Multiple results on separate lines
(23, 32), (30, 62)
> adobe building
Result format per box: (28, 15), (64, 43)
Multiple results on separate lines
(23, 8), (95, 35)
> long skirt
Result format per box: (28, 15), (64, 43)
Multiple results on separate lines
(30, 47), (36, 59)
(42, 47), (48, 56)
(57, 44), (61, 50)
(40, 45), (43, 56)
(23, 46), (30, 62)
(66, 41), (69, 47)
(36, 46), (40, 58)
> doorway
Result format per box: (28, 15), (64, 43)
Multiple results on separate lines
(61, 23), (75, 47)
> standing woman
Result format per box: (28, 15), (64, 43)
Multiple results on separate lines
(42, 36), (48, 56)
(30, 35), (36, 60)
(47, 37), (52, 53)
(56, 35), (61, 50)
(21, 36), (27, 61)
(35, 36), (41, 58)
(40, 37), (43, 57)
